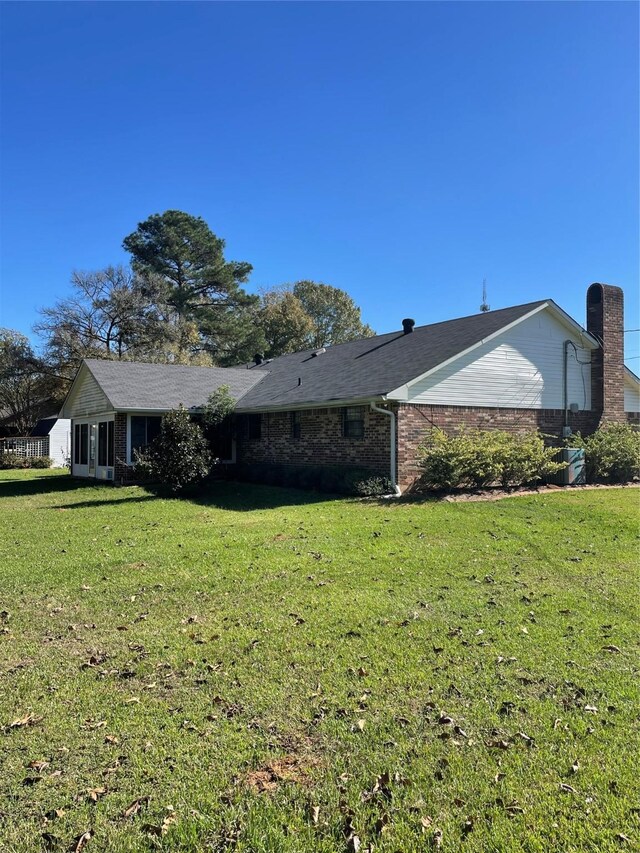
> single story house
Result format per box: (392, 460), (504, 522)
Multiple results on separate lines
(60, 283), (640, 491)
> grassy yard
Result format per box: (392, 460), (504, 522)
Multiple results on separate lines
(0, 471), (638, 853)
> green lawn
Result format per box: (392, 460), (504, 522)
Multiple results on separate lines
(1, 471), (638, 853)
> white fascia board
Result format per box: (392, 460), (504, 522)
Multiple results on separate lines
(386, 302), (598, 401)
(544, 300), (599, 347)
(71, 411), (117, 420)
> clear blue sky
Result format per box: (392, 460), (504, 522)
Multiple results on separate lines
(1, 1), (638, 365)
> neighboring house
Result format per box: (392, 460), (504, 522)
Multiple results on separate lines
(60, 283), (639, 491)
(0, 416), (70, 468)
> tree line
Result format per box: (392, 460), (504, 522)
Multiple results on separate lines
(1, 210), (374, 432)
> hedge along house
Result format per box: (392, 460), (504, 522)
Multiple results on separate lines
(60, 283), (640, 491)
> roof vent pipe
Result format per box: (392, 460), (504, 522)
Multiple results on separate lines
(253, 353), (264, 365)
(402, 318), (415, 334)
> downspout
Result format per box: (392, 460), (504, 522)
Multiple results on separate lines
(370, 401), (402, 496)
(563, 340), (570, 428)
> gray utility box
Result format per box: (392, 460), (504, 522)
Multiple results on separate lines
(550, 447), (586, 485)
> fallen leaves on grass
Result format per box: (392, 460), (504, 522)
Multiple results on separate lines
(87, 787), (107, 802)
(69, 830), (92, 852)
(123, 796), (150, 818)
(4, 712), (43, 732)
(142, 807), (177, 837)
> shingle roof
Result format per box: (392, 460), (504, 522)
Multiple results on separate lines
(74, 300), (554, 413)
(30, 417), (57, 436)
(236, 300), (548, 410)
(82, 359), (266, 411)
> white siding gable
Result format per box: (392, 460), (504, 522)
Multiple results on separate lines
(47, 419), (71, 468)
(625, 373), (640, 413)
(405, 310), (593, 410)
(62, 366), (112, 418)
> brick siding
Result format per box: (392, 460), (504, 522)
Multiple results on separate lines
(113, 412), (129, 483)
(236, 406), (390, 474)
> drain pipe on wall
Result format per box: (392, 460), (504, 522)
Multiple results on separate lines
(370, 401), (402, 497)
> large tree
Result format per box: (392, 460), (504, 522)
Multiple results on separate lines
(257, 289), (314, 358)
(35, 266), (169, 381)
(123, 210), (259, 361)
(0, 329), (51, 434)
(292, 280), (374, 348)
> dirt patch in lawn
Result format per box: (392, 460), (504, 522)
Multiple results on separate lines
(246, 755), (311, 793)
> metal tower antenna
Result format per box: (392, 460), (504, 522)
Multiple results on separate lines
(480, 278), (490, 312)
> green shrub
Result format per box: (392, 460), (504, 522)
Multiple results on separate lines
(0, 454), (53, 470)
(416, 428), (564, 491)
(134, 406), (212, 493)
(346, 471), (394, 497)
(203, 385), (235, 427)
(573, 423), (640, 483)
(30, 456), (53, 469)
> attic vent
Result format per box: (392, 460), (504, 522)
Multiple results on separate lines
(402, 318), (415, 334)
(311, 348), (326, 357)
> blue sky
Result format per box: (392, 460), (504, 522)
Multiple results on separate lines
(1, 1), (638, 365)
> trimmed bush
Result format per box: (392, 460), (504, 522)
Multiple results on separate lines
(416, 428), (564, 491)
(134, 406), (212, 493)
(572, 423), (640, 483)
(0, 454), (53, 470)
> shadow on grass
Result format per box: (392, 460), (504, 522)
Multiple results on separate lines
(52, 495), (159, 510)
(144, 480), (333, 512)
(0, 473), (88, 499)
(2, 470), (339, 512)
(194, 481), (333, 511)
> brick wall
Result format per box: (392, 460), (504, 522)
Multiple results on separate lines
(236, 406), (390, 474)
(396, 403), (601, 487)
(586, 283), (625, 423)
(113, 412), (129, 483)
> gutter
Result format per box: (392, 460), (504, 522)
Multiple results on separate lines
(369, 401), (402, 497)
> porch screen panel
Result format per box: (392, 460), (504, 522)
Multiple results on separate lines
(79, 424), (88, 464)
(98, 422), (107, 467)
(107, 421), (114, 467)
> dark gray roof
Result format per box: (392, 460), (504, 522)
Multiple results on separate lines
(83, 359), (266, 411)
(236, 300), (548, 410)
(75, 301), (554, 413)
(30, 417), (58, 436)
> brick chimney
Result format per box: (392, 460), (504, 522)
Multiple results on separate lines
(586, 283), (625, 423)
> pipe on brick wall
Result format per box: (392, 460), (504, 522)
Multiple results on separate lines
(369, 401), (402, 496)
